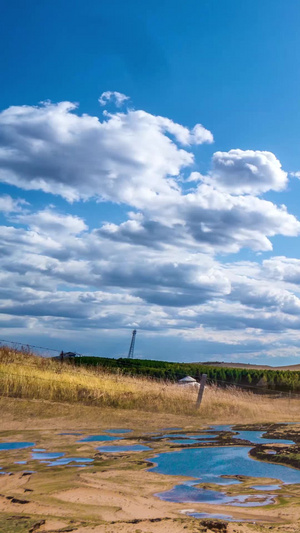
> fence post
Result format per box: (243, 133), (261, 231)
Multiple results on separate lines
(196, 374), (207, 409)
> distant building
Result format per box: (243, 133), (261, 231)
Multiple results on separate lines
(60, 351), (76, 360)
(52, 351), (77, 362)
(178, 376), (200, 388)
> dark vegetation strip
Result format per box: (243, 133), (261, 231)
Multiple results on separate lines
(75, 356), (300, 393)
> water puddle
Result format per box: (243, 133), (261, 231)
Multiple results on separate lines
(183, 510), (245, 521)
(152, 432), (218, 445)
(210, 425), (295, 445)
(48, 457), (94, 466)
(0, 442), (35, 451)
(32, 452), (64, 461)
(155, 480), (275, 507)
(150, 440), (300, 512)
(31, 451), (93, 467)
(151, 444), (300, 484)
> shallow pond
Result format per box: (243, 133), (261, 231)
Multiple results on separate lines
(210, 425), (296, 445)
(150, 428), (300, 510)
(184, 511), (246, 521)
(152, 432), (218, 445)
(151, 444), (300, 485)
(0, 442), (34, 451)
(31, 451), (94, 466)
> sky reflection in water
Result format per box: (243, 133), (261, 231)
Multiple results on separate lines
(150, 425), (300, 511)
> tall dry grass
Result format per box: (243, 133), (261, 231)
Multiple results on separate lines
(0, 346), (299, 421)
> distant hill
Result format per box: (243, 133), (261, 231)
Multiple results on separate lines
(198, 362), (300, 371)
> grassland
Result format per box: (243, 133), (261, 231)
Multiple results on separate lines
(0, 346), (300, 424)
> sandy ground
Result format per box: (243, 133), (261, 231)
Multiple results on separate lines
(0, 398), (300, 533)
(0, 466), (295, 533)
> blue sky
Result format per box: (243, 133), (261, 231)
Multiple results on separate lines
(1, 0), (300, 364)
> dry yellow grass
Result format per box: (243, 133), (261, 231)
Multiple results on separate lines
(0, 346), (299, 421)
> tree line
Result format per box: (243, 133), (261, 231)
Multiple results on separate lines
(74, 356), (300, 393)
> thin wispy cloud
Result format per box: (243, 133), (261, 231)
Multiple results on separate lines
(99, 91), (130, 107)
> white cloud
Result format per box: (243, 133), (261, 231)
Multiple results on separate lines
(0, 101), (213, 205)
(102, 186), (300, 253)
(0, 204), (300, 361)
(98, 91), (130, 107)
(0, 95), (300, 361)
(206, 149), (288, 194)
(229, 279), (300, 315)
(263, 256), (300, 285)
(180, 185), (299, 252)
(0, 195), (27, 213)
(0, 98), (294, 255)
(14, 208), (88, 236)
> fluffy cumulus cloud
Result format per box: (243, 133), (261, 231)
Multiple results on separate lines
(263, 257), (300, 285)
(101, 187), (299, 253)
(0, 94), (300, 361)
(14, 209), (88, 236)
(206, 149), (288, 194)
(0, 101), (213, 205)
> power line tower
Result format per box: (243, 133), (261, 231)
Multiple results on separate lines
(127, 329), (137, 359)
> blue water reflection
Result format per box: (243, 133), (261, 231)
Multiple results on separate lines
(31, 451), (93, 467)
(48, 457), (94, 466)
(32, 452), (64, 461)
(150, 445), (300, 507)
(211, 425), (295, 445)
(155, 481), (274, 506)
(0, 442), (34, 451)
(151, 446), (300, 484)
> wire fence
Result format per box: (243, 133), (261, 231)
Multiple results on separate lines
(0, 338), (87, 358)
(206, 377), (300, 399)
(0, 337), (300, 399)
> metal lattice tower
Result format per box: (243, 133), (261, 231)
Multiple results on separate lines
(127, 329), (137, 358)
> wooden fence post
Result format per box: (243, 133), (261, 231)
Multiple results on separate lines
(196, 373), (207, 409)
